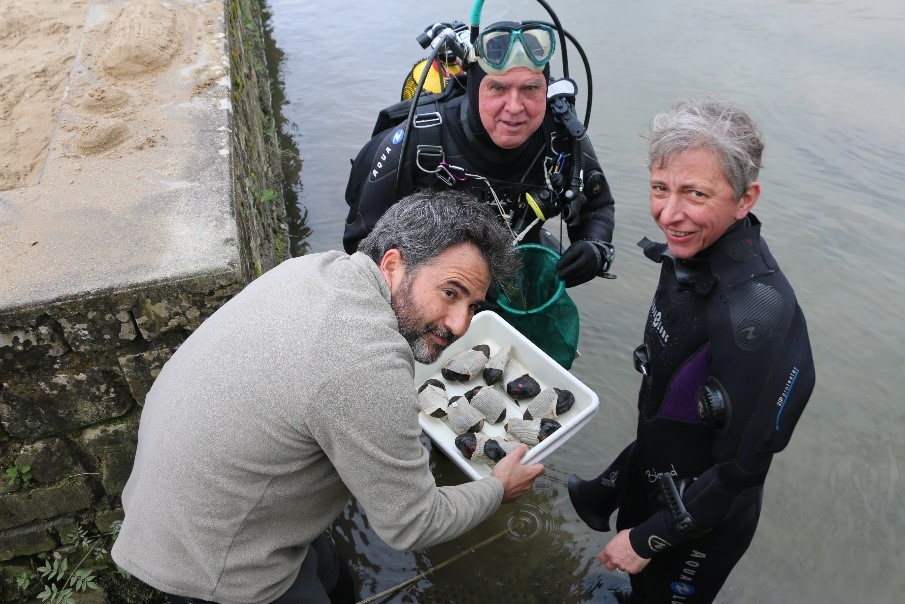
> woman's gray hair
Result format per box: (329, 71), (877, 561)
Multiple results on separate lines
(358, 190), (520, 285)
(646, 97), (765, 199)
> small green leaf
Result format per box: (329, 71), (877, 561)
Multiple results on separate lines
(16, 570), (33, 589)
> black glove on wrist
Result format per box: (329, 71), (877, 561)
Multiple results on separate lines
(556, 240), (602, 287)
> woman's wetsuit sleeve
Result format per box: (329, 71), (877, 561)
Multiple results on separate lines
(629, 274), (816, 558)
(343, 126), (415, 254)
(565, 135), (615, 244)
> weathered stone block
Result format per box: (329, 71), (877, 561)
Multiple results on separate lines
(80, 421), (138, 496)
(56, 303), (140, 353)
(0, 314), (69, 374)
(117, 348), (174, 406)
(0, 481), (93, 531)
(132, 282), (240, 342)
(94, 508), (124, 534)
(0, 559), (33, 580)
(71, 589), (106, 603)
(0, 523), (57, 562)
(14, 437), (85, 484)
(132, 296), (191, 342)
(50, 517), (81, 545)
(0, 363), (133, 441)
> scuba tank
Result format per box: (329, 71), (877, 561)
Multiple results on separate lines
(401, 21), (469, 100)
(401, 58), (464, 100)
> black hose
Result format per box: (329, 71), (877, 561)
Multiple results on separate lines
(532, 0), (569, 77)
(528, 21), (594, 130)
(560, 136), (584, 227)
(561, 28), (593, 130)
(393, 40), (446, 202)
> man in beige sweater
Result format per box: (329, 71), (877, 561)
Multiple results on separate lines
(112, 190), (545, 604)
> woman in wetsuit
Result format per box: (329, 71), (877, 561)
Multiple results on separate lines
(569, 97), (816, 603)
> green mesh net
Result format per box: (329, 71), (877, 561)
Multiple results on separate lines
(495, 244), (580, 369)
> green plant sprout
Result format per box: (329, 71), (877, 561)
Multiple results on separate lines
(5, 463), (33, 487)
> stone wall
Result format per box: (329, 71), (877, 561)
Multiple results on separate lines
(0, 0), (289, 600)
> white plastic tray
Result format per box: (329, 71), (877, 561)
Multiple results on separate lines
(414, 311), (600, 480)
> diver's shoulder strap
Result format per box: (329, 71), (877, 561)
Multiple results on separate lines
(410, 97), (444, 176)
(371, 76), (465, 137)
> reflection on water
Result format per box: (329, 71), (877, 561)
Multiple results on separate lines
(260, 3), (310, 257)
(264, 0), (905, 601)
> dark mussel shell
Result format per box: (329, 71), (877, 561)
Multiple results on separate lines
(418, 378), (446, 393)
(472, 343), (491, 356)
(454, 433), (478, 459)
(482, 344), (511, 385)
(537, 418), (562, 441)
(483, 367), (504, 386)
(553, 387), (576, 415)
(462, 385), (482, 400)
(506, 373), (541, 400)
(483, 439), (509, 462)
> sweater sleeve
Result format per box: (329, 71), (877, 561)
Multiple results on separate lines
(305, 343), (504, 551)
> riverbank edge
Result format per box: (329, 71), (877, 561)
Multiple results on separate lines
(0, 0), (289, 600)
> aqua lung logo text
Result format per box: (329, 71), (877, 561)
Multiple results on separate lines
(774, 366), (800, 429)
(371, 128), (405, 179)
(600, 470), (618, 488)
(669, 549), (706, 602)
(646, 464), (678, 484)
(650, 303), (669, 343)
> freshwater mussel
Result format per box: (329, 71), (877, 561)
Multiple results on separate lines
(463, 385), (509, 424)
(441, 344), (491, 382)
(454, 432), (521, 463)
(446, 395), (485, 434)
(417, 378), (448, 418)
(522, 387), (575, 420)
(506, 417), (561, 445)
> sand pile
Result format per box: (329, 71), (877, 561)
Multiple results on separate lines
(0, 0), (89, 190)
(0, 0), (225, 192)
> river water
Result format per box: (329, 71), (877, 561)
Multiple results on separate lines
(263, 1), (905, 601)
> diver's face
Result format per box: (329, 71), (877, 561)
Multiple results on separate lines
(384, 243), (490, 363)
(478, 67), (547, 149)
(649, 147), (760, 259)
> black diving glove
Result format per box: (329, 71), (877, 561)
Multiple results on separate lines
(556, 241), (603, 287)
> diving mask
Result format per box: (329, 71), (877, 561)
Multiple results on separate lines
(475, 23), (555, 74)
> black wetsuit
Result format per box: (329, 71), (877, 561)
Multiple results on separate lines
(343, 88), (615, 254)
(616, 216), (816, 602)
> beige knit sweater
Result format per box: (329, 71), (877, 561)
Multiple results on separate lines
(112, 251), (503, 604)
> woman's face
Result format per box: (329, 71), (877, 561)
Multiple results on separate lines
(650, 147), (760, 258)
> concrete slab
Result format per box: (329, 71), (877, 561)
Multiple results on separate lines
(0, 0), (239, 311)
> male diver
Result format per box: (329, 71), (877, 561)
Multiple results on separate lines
(343, 17), (616, 291)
